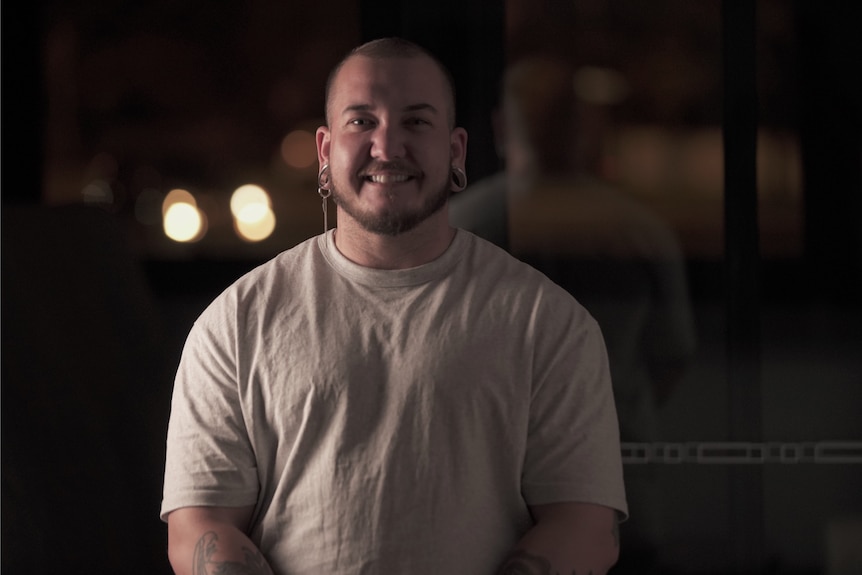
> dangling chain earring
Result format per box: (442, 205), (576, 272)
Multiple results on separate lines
(318, 164), (332, 233)
(451, 166), (467, 192)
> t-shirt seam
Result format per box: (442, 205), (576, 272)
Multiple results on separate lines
(317, 229), (470, 288)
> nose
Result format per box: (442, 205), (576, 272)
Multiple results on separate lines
(370, 122), (407, 160)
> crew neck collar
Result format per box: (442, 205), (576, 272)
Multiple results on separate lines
(318, 228), (469, 288)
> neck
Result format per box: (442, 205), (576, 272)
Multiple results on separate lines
(333, 209), (456, 270)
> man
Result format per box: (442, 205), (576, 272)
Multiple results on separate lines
(162, 38), (627, 575)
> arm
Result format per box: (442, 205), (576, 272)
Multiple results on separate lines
(167, 506), (274, 575)
(497, 502), (620, 575)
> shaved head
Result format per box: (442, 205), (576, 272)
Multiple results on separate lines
(324, 37), (457, 129)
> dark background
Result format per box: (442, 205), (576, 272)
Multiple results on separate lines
(3, 1), (860, 573)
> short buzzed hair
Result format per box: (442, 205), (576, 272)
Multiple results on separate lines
(324, 37), (457, 129)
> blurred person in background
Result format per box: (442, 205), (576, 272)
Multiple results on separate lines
(452, 55), (697, 573)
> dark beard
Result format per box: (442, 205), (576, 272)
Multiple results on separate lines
(331, 180), (451, 236)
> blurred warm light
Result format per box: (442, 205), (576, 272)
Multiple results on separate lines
(235, 207), (277, 242)
(573, 66), (630, 105)
(162, 188), (205, 242)
(164, 202), (205, 242)
(231, 184), (270, 218)
(163, 188), (198, 215)
(280, 130), (317, 169)
(231, 184), (276, 242)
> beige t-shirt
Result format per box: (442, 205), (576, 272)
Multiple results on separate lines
(161, 229), (627, 574)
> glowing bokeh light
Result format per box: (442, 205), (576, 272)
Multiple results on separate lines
(280, 130), (317, 169)
(231, 184), (276, 242)
(163, 188), (197, 215)
(237, 202), (270, 224)
(164, 202), (204, 243)
(235, 207), (276, 242)
(230, 184), (270, 218)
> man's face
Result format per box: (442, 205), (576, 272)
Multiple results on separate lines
(316, 55), (467, 236)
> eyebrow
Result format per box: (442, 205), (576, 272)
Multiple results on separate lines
(403, 103), (439, 115)
(340, 103), (440, 116)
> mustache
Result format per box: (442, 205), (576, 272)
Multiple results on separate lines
(359, 160), (422, 177)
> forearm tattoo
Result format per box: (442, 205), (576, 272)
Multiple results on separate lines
(193, 531), (273, 575)
(497, 549), (592, 575)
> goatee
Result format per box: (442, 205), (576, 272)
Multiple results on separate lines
(331, 180), (451, 237)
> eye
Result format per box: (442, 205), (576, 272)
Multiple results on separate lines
(348, 118), (375, 127)
(405, 117), (432, 128)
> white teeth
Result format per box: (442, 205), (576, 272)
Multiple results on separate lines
(368, 174), (410, 184)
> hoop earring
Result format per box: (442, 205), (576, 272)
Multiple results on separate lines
(318, 164), (332, 233)
(451, 166), (467, 192)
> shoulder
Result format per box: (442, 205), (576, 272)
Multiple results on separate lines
(459, 231), (594, 323)
(195, 234), (326, 325)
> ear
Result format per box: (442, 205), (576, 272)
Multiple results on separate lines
(316, 126), (331, 167)
(449, 126), (468, 170)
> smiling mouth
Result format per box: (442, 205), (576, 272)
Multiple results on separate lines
(364, 173), (414, 184)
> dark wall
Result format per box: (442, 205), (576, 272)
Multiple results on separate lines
(797, 1), (862, 300)
(2, 3), (45, 205)
(2, 205), (175, 574)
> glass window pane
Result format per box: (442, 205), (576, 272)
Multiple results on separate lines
(485, 1), (862, 573)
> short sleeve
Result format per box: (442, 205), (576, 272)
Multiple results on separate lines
(160, 297), (260, 521)
(521, 294), (629, 519)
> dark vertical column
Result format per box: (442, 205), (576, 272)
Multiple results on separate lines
(722, 1), (763, 572)
(1, 2), (45, 205)
(359, 0), (505, 184)
(797, 2), (862, 301)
